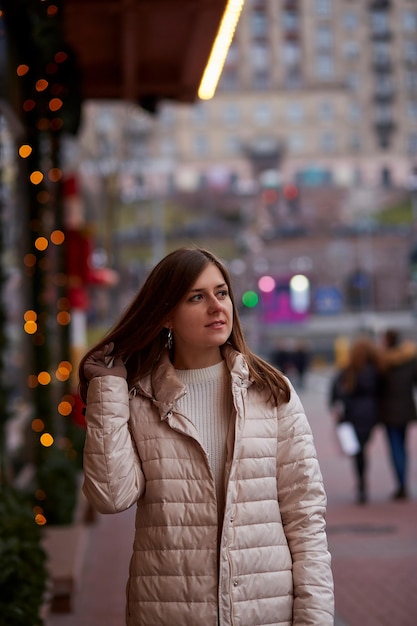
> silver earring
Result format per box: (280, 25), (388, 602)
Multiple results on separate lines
(167, 328), (173, 349)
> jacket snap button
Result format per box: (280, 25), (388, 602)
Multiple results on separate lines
(233, 580), (238, 587)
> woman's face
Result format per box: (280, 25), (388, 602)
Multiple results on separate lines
(167, 263), (233, 369)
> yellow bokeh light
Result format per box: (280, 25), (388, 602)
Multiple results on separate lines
(51, 230), (65, 245)
(17, 64), (29, 76)
(40, 432), (54, 447)
(48, 168), (62, 182)
(23, 253), (37, 268)
(56, 368), (69, 382)
(55, 51), (68, 63)
(49, 97), (63, 112)
(35, 514), (47, 526)
(24, 310), (37, 322)
(35, 237), (48, 251)
(24, 321), (37, 334)
(57, 311), (71, 325)
(37, 190), (50, 204)
(60, 361), (73, 373)
(31, 418), (44, 432)
(30, 171), (44, 185)
(19, 144), (32, 158)
(57, 297), (70, 310)
(28, 375), (38, 388)
(38, 371), (51, 385)
(35, 489), (46, 501)
(58, 401), (73, 416)
(36, 79), (48, 92)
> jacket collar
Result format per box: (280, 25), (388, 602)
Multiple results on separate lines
(133, 344), (252, 420)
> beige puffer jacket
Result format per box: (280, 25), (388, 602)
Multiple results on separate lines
(83, 345), (334, 626)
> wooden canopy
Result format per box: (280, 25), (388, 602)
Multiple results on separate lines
(62, 0), (228, 111)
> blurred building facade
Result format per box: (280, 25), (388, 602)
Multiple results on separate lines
(153, 0), (417, 190)
(67, 1), (417, 329)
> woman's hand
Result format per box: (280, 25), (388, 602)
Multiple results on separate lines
(84, 342), (127, 381)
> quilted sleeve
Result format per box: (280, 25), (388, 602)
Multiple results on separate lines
(276, 382), (334, 625)
(82, 375), (146, 514)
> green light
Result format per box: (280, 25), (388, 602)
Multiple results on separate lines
(242, 290), (259, 308)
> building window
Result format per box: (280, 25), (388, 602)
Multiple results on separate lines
(346, 73), (360, 91)
(407, 101), (417, 120)
(404, 41), (417, 63)
(349, 102), (362, 122)
(349, 134), (362, 152)
(318, 101), (334, 121)
(403, 10), (417, 33)
(316, 25), (333, 50)
(288, 134), (305, 154)
(193, 135), (209, 156)
(254, 103), (272, 126)
(344, 40), (360, 60)
(159, 138), (177, 157)
(375, 103), (393, 124)
(408, 133), (417, 156)
(225, 135), (241, 156)
(320, 132), (336, 153)
(406, 70), (417, 91)
(223, 103), (241, 125)
(315, 55), (334, 80)
(286, 101), (304, 123)
(282, 9), (299, 31)
(370, 10), (390, 36)
(192, 104), (208, 124)
(343, 11), (358, 31)
(159, 105), (176, 126)
(251, 10), (268, 38)
(252, 70), (270, 90)
(282, 41), (302, 67)
(314, 0), (332, 17)
(218, 68), (240, 91)
(251, 42), (270, 69)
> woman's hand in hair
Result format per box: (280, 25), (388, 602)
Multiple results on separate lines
(84, 342), (127, 381)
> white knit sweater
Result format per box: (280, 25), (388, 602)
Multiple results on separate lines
(175, 360), (232, 516)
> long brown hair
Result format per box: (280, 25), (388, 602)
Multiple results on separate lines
(340, 335), (381, 393)
(79, 247), (290, 404)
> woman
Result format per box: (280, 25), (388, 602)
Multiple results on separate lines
(329, 336), (381, 504)
(79, 247), (334, 626)
(379, 328), (417, 500)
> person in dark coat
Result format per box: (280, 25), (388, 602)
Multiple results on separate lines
(379, 329), (417, 500)
(330, 336), (382, 504)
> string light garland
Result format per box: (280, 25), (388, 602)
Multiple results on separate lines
(5, 0), (82, 526)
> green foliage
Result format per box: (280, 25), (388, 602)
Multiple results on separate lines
(0, 487), (47, 626)
(377, 197), (413, 226)
(36, 449), (79, 525)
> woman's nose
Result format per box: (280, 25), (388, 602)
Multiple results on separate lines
(207, 295), (223, 312)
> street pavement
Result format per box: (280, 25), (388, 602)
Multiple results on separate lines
(45, 367), (417, 626)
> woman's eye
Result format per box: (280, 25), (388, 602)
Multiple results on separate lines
(218, 290), (228, 298)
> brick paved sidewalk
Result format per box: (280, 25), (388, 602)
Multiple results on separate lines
(301, 369), (417, 626)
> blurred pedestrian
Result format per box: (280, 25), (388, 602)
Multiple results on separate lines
(293, 339), (310, 389)
(79, 247), (334, 625)
(329, 336), (382, 504)
(379, 328), (417, 500)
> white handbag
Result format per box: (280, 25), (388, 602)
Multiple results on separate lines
(336, 422), (360, 456)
